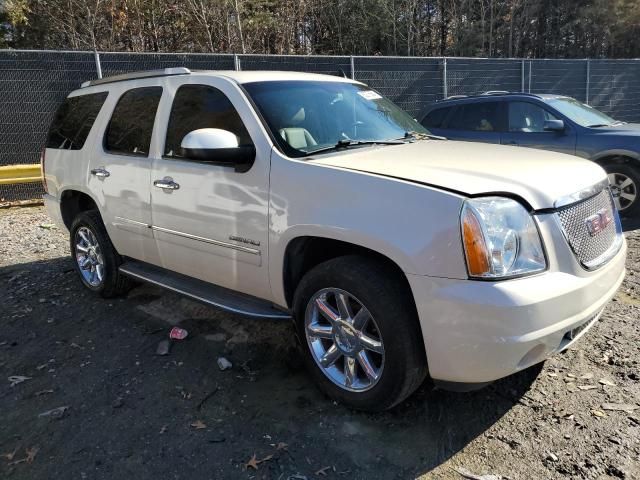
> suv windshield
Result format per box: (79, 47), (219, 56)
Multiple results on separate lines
(243, 80), (429, 157)
(546, 97), (617, 127)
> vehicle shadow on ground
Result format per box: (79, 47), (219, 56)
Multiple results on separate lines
(1, 257), (542, 479)
(622, 216), (640, 232)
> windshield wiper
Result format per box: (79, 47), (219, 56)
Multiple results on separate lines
(403, 131), (447, 141)
(304, 138), (404, 156)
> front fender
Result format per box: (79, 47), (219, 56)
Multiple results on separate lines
(267, 153), (467, 306)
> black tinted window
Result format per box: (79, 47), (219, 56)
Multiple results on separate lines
(447, 102), (502, 131)
(105, 87), (162, 156)
(164, 85), (252, 158)
(46, 92), (108, 150)
(422, 107), (451, 128)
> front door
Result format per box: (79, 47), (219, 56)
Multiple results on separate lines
(501, 101), (577, 155)
(149, 79), (272, 300)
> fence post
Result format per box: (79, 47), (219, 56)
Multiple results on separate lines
(234, 54), (241, 71)
(350, 56), (355, 80)
(528, 60), (532, 92)
(521, 60), (525, 92)
(94, 50), (102, 79)
(442, 58), (448, 99)
(585, 58), (591, 104)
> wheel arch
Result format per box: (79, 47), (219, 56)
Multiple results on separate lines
(281, 235), (416, 313)
(592, 150), (640, 168)
(59, 188), (100, 229)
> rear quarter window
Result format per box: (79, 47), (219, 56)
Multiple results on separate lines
(46, 92), (108, 150)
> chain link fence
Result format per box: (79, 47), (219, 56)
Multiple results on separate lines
(2, 49), (640, 202)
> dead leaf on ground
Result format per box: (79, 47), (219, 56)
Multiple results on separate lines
(244, 453), (273, 470)
(8, 375), (31, 387)
(190, 420), (207, 430)
(591, 409), (607, 418)
(315, 465), (332, 476)
(276, 442), (288, 451)
(577, 385), (597, 391)
(602, 403), (639, 413)
(7, 447), (38, 466)
(38, 406), (69, 418)
(453, 466), (502, 480)
(34, 389), (54, 396)
(1, 446), (19, 461)
(159, 425), (168, 434)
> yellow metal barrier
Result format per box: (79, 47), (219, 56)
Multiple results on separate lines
(0, 164), (42, 185)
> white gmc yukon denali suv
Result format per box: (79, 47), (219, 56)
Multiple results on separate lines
(42, 68), (626, 411)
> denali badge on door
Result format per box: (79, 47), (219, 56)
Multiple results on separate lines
(585, 208), (612, 236)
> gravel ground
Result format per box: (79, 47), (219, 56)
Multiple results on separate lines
(0, 205), (639, 480)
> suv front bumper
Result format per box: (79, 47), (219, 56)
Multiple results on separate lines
(406, 240), (626, 385)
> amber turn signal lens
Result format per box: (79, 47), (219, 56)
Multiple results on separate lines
(462, 208), (490, 276)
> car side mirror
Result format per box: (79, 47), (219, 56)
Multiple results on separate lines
(180, 128), (255, 172)
(543, 119), (565, 132)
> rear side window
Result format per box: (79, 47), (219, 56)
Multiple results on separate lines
(447, 102), (502, 132)
(46, 92), (108, 150)
(421, 107), (451, 128)
(164, 84), (252, 158)
(105, 87), (162, 156)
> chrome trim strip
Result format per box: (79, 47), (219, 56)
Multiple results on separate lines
(114, 216), (150, 228)
(151, 225), (261, 255)
(119, 266), (289, 319)
(554, 178), (610, 209)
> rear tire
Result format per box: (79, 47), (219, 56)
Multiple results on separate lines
(293, 255), (427, 411)
(70, 210), (132, 298)
(603, 163), (640, 217)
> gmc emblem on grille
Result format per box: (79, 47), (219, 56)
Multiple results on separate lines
(585, 208), (612, 236)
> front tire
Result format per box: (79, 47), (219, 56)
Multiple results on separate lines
(70, 210), (131, 298)
(604, 163), (640, 217)
(293, 255), (427, 411)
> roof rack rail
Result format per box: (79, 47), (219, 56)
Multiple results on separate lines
(81, 67), (191, 88)
(445, 95), (468, 100)
(482, 90), (510, 95)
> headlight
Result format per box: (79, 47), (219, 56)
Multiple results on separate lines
(461, 197), (546, 279)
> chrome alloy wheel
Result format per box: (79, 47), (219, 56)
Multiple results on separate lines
(304, 288), (385, 392)
(608, 172), (637, 212)
(74, 226), (105, 287)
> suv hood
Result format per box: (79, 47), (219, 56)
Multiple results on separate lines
(309, 140), (607, 210)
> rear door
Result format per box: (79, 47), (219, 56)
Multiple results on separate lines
(87, 84), (163, 265)
(501, 100), (577, 155)
(438, 100), (504, 144)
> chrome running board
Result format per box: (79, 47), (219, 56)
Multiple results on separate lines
(119, 260), (290, 320)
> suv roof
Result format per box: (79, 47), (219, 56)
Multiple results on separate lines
(436, 91), (571, 103)
(80, 68), (359, 89)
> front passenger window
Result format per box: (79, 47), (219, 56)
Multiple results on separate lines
(508, 102), (559, 133)
(164, 85), (252, 158)
(105, 87), (162, 156)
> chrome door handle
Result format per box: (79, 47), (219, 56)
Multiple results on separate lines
(90, 168), (110, 178)
(154, 179), (180, 190)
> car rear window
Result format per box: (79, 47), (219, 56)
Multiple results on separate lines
(421, 107), (451, 128)
(447, 102), (502, 131)
(46, 92), (108, 150)
(105, 87), (162, 156)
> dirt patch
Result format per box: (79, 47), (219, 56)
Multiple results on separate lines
(1, 206), (639, 479)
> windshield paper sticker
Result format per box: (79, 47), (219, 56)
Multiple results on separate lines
(357, 90), (383, 100)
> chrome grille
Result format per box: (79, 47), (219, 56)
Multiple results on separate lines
(555, 188), (621, 269)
